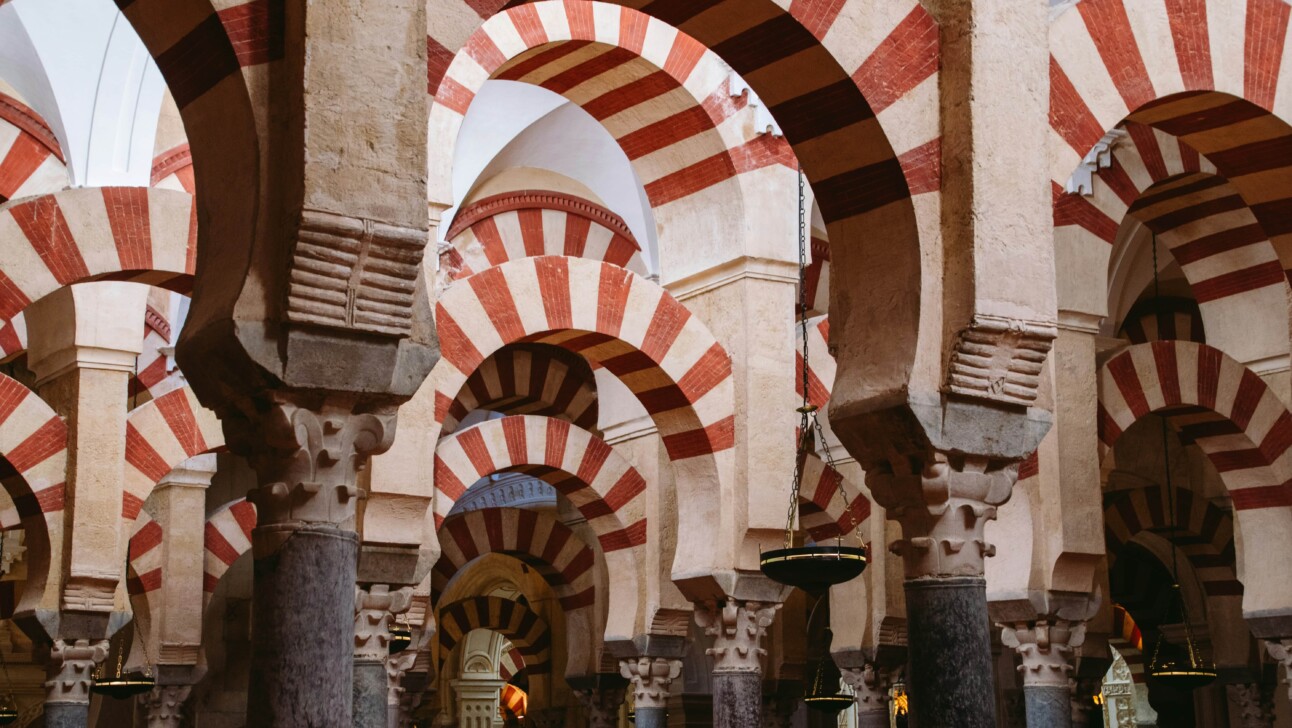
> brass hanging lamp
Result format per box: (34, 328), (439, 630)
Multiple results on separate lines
(92, 545), (155, 699)
(388, 615), (412, 655)
(759, 168), (866, 593)
(1142, 232), (1216, 691)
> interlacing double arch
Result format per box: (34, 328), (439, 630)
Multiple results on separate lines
(1097, 340), (1292, 618)
(438, 595), (553, 675)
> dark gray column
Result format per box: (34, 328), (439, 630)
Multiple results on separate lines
(43, 639), (108, 728)
(1025, 685), (1072, 727)
(237, 398), (397, 728)
(247, 524), (357, 728)
(696, 600), (779, 728)
(905, 577), (996, 728)
(713, 672), (761, 726)
(353, 658), (387, 728)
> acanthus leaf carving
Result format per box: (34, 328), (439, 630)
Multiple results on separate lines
(618, 657), (681, 710)
(999, 619), (1086, 688)
(694, 600), (779, 674)
(44, 639), (108, 705)
(354, 584), (414, 661)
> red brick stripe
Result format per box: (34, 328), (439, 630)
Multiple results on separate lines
(1051, 57), (1106, 156)
(9, 196), (91, 286)
(125, 423), (171, 484)
(850, 6), (938, 115)
(7, 417), (66, 474)
(1246, 0), (1292, 110)
(1164, 0), (1214, 90)
(103, 187), (153, 271)
(0, 134), (50, 202)
(153, 389), (209, 457)
(1078, 0), (1156, 111)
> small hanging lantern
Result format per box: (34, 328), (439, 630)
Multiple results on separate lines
(91, 631), (154, 700)
(1141, 233), (1216, 692)
(803, 657), (853, 715)
(759, 168), (866, 593)
(1146, 586), (1216, 690)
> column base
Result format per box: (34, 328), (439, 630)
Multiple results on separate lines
(247, 524), (358, 728)
(353, 658), (387, 728)
(1024, 685), (1072, 728)
(905, 576), (996, 728)
(44, 702), (88, 728)
(712, 672), (761, 728)
(634, 706), (667, 728)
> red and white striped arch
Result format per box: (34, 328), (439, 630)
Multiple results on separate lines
(434, 507), (597, 612)
(434, 415), (645, 551)
(500, 684), (528, 717)
(151, 144), (195, 194)
(124, 386), (224, 526)
(203, 498), (256, 604)
(1098, 340), (1292, 617)
(0, 92), (67, 203)
(0, 374), (65, 527)
(798, 453), (869, 544)
(441, 345), (598, 436)
(1119, 296), (1206, 344)
(428, 0), (939, 209)
(127, 512), (164, 598)
(1104, 483), (1241, 597)
(432, 255), (734, 466)
(1051, 0), (1292, 278)
(0, 187), (197, 354)
(499, 645), (526, 682)
(1054, 121), (1289, 345)
(438, 596), (552, 674)
(439, 190), (646, 285)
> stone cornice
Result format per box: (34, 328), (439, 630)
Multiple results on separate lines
(445, 190), (638, 245)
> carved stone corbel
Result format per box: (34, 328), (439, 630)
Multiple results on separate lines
(694, 600), (779, 674)
(946, 315), (1056, 407)
(44, 639), (108, 705)
(140, 684), (192, 728)
(619, 657), (682, 709)
(1267, 639), (1292, 699)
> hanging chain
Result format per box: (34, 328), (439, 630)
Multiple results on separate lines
(783, 167), (811, 549)
(1151, 233), (1183, 587)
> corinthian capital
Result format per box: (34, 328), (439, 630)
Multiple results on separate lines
(694, 600), (779, 674)
(354, 584), (414, 661)
(229, 392), (397, 531)
(619, 657), (681, 710)
(867, 453), (1016, 578)
(999, 619), (1086, 688)
(141, 684), (192, 728)
(44, 639), (108, 705)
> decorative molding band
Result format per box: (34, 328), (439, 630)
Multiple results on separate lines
(444, 190), (637, 245)
(0, 92), (64, 162)
(946, 315), (1057, 407)
(150, 144), (193, 186)
(286, 209), (426, 337)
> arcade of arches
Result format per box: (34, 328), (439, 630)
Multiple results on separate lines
(6, 0), (1292, 727)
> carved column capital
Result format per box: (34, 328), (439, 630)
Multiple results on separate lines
(577, 686), (625, 728)
(999, 619), (1086, 688)
(140, 684), (192, 728)
(385, 648), (417, 707)
(1267, 639), (1292, 699)
(230, 392), (397, 533)
(1227, 682), (1274, 728)
(354, 584), (413, 661)
(694, 600), (779, 674)
(619, 657), (681, 710)
(840, 663), (891, 710)
(867, 453), (1016, 578)
(44, 639), (108, 705)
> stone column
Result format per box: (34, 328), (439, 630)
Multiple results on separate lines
(451, 676), (506, 728)
(43, 639), (107, 728)
(1000, 619), (1086, 728)
(868, 454), (1016, 728)
(233, 395), (397, 728)
(619, 657), (681, 728)
(140, 684), (192, 728)
(840, 663), (890, 728)
(695, 600), (779, 728)
(354, 584), (413, 728)
(576, 686), (624, 728)
(149, 455), (217, 668)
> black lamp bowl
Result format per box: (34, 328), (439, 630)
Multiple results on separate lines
(805, 694), (856, 715)
(91, 673), (155, 700)
(760, 544), (866, 592)
(1149, 666), (1217, 691)
(389, 625), (413, 655)
(0, 705), (16, 725)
